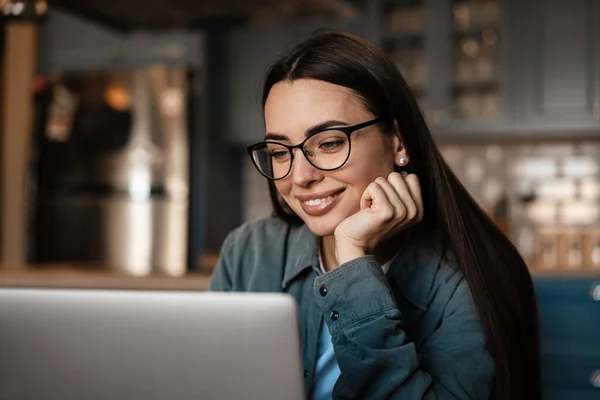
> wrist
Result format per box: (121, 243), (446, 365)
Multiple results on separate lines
(335, 240), (367, 265)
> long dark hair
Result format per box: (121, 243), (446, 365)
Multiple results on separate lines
(261, 31), (541, 399)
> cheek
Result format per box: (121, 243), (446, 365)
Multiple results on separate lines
(274, 180), (291, 198)
(339, 153), (395, 187)
(347, 137), (396, 176)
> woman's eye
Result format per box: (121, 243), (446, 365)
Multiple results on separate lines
(319, 140), (344, 151)
(270, 151), (289, 161)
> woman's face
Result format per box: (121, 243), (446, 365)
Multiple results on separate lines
(264, 79), (407, 237)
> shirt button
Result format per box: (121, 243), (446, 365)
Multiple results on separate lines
(330, 310), (339, 321)
(304, 369), (309, 378)
(319, 286), (328, 296)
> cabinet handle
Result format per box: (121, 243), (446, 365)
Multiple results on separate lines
(593, 104), (600, 121)
(592, 284), (600, 301)
(592, 370), (600, 388)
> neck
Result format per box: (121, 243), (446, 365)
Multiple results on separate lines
(320, 235), (338, 272)
(319, 232), (409, 272)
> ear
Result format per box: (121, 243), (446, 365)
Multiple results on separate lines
(391, 120), (409, 167)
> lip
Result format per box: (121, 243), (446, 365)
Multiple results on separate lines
(295, 188), (345, 217)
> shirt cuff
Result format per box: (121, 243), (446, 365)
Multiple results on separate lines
(313, 255), (397, 334)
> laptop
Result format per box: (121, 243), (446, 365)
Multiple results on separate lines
(0, 288), (305, 400)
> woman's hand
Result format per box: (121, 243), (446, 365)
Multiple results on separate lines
(333, 172), (424, 265)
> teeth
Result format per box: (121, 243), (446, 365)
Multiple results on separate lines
(304, 195), (333, 206)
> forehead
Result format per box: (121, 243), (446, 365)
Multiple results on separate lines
(264, 79), (369, 132)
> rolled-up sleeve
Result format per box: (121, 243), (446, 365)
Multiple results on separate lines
(313, 255), (494, 399)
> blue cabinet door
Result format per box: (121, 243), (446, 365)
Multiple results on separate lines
(535, 279), (600, 356)
(535, 278), (600, 397)
(514, 0), (600, 137)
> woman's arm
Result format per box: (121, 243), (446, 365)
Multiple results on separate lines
(314, 256), (494, 400)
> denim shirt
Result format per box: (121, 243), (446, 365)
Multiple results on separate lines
(209, 217), (494, 399)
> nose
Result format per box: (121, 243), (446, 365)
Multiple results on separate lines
(291, 148), (322, 187)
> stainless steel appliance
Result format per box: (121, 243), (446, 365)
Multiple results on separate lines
(32, 66), (190, 276)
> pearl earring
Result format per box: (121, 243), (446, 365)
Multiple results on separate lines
(399, 157), (406, 165)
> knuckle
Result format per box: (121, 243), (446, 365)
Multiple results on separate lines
(380, 205), (394, 221)
(407, 204), (418, 220)
(396, 204), (407, 220)
(374, 176), (387, 185)
(388, 171), (401, 180)
(388, 172), (403, 185)
(369, 180), (380, 189)
(406, 173), (419, 184)
(394, 201), (405, 215)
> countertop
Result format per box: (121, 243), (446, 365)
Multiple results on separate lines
(0, 265), (212, 291)
(528, 268), (600, 279)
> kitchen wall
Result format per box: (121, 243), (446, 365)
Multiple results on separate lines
(439, 140), (600, 272)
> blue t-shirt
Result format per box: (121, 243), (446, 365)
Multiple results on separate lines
(312, 320), (341, 400)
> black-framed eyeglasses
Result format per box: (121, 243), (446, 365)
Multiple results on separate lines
(246, 118), (383, 180)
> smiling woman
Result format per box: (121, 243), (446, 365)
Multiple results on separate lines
(211, 31), (541, 400)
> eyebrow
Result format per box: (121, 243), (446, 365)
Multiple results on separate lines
(264, 120), (349, 141)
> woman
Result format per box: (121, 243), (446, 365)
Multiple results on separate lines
(210, 31), (541, 399)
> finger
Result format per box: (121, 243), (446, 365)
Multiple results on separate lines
(360, 181), (395, 222)
(387, 172), (418, 222)
(400, 173), (424, 222)
(403, 174), (424, 221)
(374, 176), (407, 222)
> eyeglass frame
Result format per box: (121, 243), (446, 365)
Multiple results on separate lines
(246, 118), (384, 181)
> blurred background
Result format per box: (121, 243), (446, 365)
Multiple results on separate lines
(0, 0), (599, 397)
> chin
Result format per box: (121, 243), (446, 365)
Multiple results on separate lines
(296, 210), (348, 237)
(303, 220), (337, 237)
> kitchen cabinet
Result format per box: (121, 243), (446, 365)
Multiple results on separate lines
(381, 0), (429, 112)
(513, 0), (600, 137)
(381, 0), (600, 139)
(381, 0), (517, 139)
(535, 277), (600, 399)
(40, 9), (203, 72)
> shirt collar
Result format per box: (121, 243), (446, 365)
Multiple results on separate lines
(281, 223), (320, 289)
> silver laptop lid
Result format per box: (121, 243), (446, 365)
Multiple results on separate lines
(0, 288), (305, 400)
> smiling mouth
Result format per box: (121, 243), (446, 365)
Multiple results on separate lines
(298, 189), (345, 217)
(303, 195), (336, 206)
